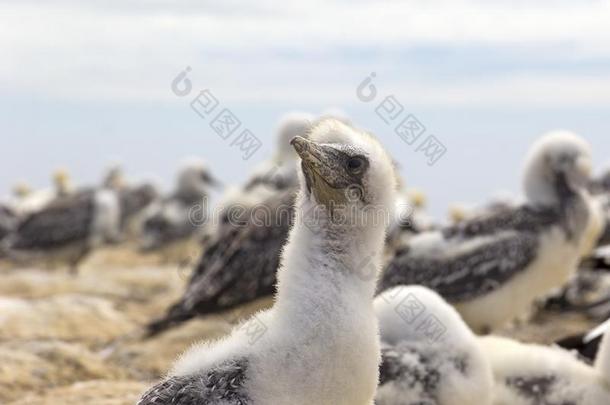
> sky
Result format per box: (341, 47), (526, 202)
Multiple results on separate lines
(1, 0), (609, 217)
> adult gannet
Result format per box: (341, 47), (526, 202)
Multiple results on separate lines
(379, 131), (595, 333)
(138, 119), (397, 405)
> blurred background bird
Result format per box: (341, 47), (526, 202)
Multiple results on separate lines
(139, 159), (219, 262)
(379, 131), (598, 333)
(1, 187), (121, 273)
(143, 112), (314, 336)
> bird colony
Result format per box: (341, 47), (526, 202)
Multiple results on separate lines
(1, 113), (610, 405)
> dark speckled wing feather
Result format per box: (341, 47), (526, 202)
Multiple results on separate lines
(138, 358), (250, 405)
(378, 343), (471, 405)
(442, 204), (561, 239)
(0, 205), (17, 241)
(146, 191), (295, 336)
(378, 344), (441, 403)
(379, 204), (560, 302)
(380, 232), (540, 302)
(11, 192), (95, 250)
(118, 184), (157, 228)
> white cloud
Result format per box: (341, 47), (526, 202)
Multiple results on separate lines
(1, 0), (610, 106)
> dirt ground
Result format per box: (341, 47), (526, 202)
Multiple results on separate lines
(0, 245), (599, 404)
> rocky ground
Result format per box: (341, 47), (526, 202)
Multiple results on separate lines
(0, 245), (600, 404)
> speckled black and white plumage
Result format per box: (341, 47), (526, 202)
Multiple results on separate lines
(145, 191), (295, 337)
(380, 206), (562, 303)
(140, 163), (216, 251)
(0, 204), (18, 242)
(480, 328), (610, 405)
(504, 375), (580, 405)
(379, 132), (595, 333)
(117, 183), (158, 230)
(375, 286), (493, 405)
(138, 358), (250, 405)
(378, 343), (468, 405)
(10, 192), (95, 251)
(1, 189), (120, 271)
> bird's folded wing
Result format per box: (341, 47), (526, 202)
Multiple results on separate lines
(137, 358), (250, 405)
(380, 232), (539, 302)
(182, 191), (295, 313)
(12, 194), (94, 249)
(443, 205), (560, 239)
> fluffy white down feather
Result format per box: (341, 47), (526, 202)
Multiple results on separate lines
(479, 324), (610, 405)
(374, 286), (494, 405)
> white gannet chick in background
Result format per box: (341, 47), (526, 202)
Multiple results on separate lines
(243, 111), (315, 193)
(138, 119), (397, 405)
(140, 158), (219, 252)
(374, 286), (493, 405)
(379, 131), (595, 333)
(479, 320), (610, 405)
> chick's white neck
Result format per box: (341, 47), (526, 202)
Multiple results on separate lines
(276, 195), (385, 313)
(257, 194), (384, 405)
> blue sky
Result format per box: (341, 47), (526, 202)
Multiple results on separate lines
(1, 0), (609, 217)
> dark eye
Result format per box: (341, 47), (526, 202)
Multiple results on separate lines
(347, 156), (365, 173)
